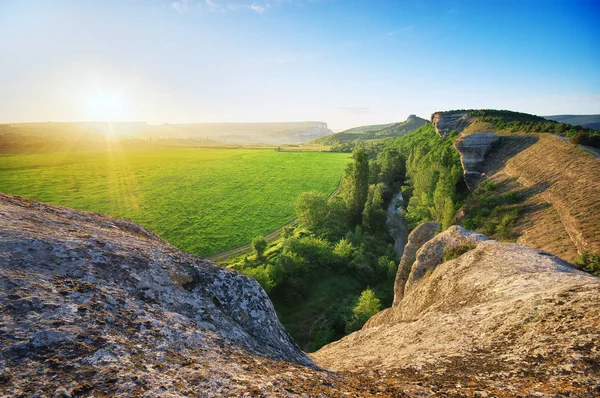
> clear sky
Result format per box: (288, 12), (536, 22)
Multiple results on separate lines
(1, 0), (599, 130)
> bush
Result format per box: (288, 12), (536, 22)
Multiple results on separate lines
(569, 132), (583, 145)
(251, 235), (268, 259)
(502, 192), (518, 204)
(480, 180), (496, 193)
(442, 241), (476, 262)
(244, 265), (276, 293)
(346, 288), (381, 332)
(573, 251), (600, 277)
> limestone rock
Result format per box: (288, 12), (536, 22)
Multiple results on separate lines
(431, 111), (472, 138)
(454, 132), (500, 190)
(313, 227), (600, 395)
(404, 225), (488, 294)
(392, 222), (439, 306)
(0, 193), (411, 397)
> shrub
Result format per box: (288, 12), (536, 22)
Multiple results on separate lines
(502, 192), (518, 204)
(573, 251), (600, 277)
(243, 265), (276, 293)
(569, 132), (583, 145)
(442, 241), (476, 262)
(346, 288), (381, 332)
(251, 235), (268, 259)
(480, 180), (496, 193)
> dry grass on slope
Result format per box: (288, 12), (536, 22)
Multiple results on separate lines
(504, 134), (600, 255)
(461, 133), (599, 262)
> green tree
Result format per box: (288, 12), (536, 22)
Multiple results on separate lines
(295, 192), (349, 239)
(342, 146), (370, 225)
(296, 191), (328, 232)
(251, 235), (268, 259)
(347, 287), (381, 332)
(362, 183), (387, 233)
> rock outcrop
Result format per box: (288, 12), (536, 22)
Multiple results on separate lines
(313, 225), (600, 396)
(0, 193), (409, 397)
(430, 111), (472, 138)
(392, 222), (439, 306)
(454, 132), (500, 190)
(403, 226), (488, 294)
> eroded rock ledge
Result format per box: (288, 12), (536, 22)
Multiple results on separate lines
(313, 225), (600, 396)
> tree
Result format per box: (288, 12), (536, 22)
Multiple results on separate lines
(362, 183), (387, 233)
(295, 191), (328, 232)
(346, 287), (381, 332)
(296, 191), (349, 239)
(342, 146), (370, 225)
(251, 235), (268, 259)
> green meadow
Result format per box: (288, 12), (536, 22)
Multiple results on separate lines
(0, 146), (349, 256)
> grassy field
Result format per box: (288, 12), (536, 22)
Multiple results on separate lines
(0, 145), (349, 256)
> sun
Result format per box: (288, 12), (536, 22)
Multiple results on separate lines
(85, 86), (125, 121)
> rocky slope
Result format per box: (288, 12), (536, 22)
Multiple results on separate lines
(0, 193), (409, 397)
(430, 111), (473, 137)
(454, 132), (499, 190)
(313, 225), (600, 396)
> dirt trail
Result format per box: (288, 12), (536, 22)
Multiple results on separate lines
(554, 134), (600, 158)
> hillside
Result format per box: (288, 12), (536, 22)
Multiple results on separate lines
(428, 110), (600, 263)
(312, 115), (428, 147)
(545, 114), (600, 130)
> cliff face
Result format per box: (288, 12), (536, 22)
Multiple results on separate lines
(430, 111), (472, 137)
(454, 132), (500, 190)
(0, 193), (409, 397)
(313, 225), (600, 396)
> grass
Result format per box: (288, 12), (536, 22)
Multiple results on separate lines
(0, 145), (349, 256)
(461, 180), (522, 241)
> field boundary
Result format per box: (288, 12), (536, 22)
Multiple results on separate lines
(207, 178), (343, 263)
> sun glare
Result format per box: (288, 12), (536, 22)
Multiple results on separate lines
(85, 86), (125, 122)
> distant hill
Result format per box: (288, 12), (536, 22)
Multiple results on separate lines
(312, 115), (428, 146)
(544, 114), (600, 130)
(337, 122), (397, 135)
(0, 121), (332, 149)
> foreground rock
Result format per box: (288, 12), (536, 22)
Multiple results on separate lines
(314, 225), (600, 396)
(454, 132), (500, 190)
(0, 193), (409, 397)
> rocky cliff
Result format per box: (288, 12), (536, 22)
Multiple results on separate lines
(313, 225), (600, 396)
(430, 111), (472, 137)
(454, 132), (500, 190)
(0, 193), (408, 397)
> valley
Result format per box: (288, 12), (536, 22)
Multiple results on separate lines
(1, 108), (600, 396)
(0, 146), (349, 256)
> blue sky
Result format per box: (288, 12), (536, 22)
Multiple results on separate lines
(0, 0), (598, 129)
